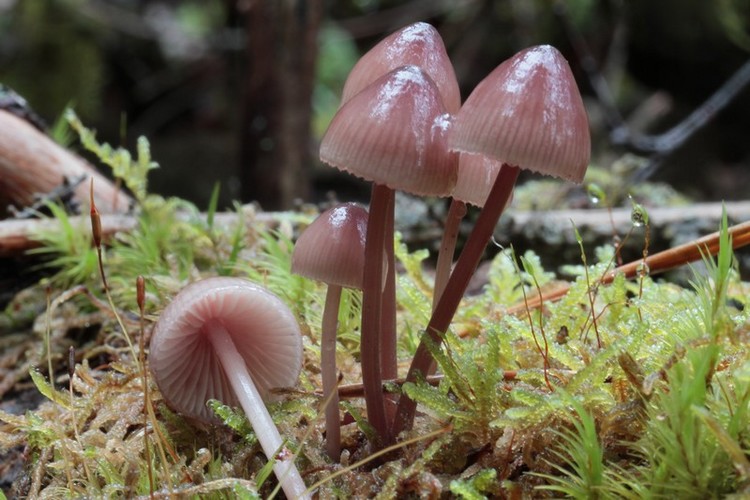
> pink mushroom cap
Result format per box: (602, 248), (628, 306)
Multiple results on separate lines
(449, 45), (591, 183)
(149, 277), (303, 423)
(292, 203), (369, 290)
(320, 65), (457, 197)
(341, 21), (461, 114)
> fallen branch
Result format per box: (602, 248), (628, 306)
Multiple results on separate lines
(2, 201), (746, 258)
(0, 207), (311, 257)
(504, 201), (750, 241)
(0, 214), (136, 257)
(0, 110), (131, 216)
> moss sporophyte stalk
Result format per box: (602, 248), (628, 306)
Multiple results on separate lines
(3, 21), (750, 499)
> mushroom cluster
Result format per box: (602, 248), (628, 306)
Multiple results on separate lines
(307, 23), (591, 446)
(150, 23), (591, 485)
(394, 42), (591, 435)
(319, 21), (459, 447)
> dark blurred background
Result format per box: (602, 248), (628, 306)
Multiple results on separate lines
(1, 0), (749, 212)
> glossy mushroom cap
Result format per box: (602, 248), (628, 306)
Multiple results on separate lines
(149, 277), (303, 423)
(320, 65), (457, 197)
(341, 22), (461, 114)
(450, 45), (591, 183)
(292, 203), (368, 290)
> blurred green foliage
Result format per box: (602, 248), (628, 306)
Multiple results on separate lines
(313, 24), (358, 138)
(0, 1), (103, 119)
(2, 0), (748, 205)
(718, 0), (750, 52)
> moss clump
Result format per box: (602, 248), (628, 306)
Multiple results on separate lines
(2, 116), (750, 498)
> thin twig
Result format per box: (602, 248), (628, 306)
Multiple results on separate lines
(506, 219), (750, 315)
(328, 370), (564, 399)
(0, 207), (311, 256)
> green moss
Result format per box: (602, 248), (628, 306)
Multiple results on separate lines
(3, 118), (750, 498)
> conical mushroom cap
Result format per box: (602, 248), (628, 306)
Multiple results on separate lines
(450, 45), (590, 183)
(292, 203), (368, 289)
(321, 65), (457, 197)
(341, 22), (460, 114)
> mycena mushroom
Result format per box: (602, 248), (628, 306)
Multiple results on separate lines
(394, 45), (591, 435)
(149, 277), (310, 499)
(320, 65), (457, 446)
(291, 202), (369, 461)
(338, 21), (461, 386)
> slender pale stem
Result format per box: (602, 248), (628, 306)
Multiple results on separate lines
(207, 321), (310, 500)
(433, 199), (467, 310)
(321, 285), (342, 461)
(360, 183), (393, 446)
(393, 164), (520, 436)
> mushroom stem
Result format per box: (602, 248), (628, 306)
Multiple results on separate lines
(381, 202), (398, 420)
(361, 183), (393, 447)
(433, 199), (467, 310)
(207, 320), (310, 500)
(393, 164), (520, 436)
(321, 285), (343, 461)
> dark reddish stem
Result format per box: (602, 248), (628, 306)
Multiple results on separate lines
(381, 204), (398, 422)
(392, 164), (520, 436)
(361, 183), (393, 446)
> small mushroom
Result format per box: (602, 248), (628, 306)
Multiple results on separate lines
(149, 277), (309, 499)
(337, 22), (461, 318)
(394, 45), (591, 435)
(320, 65), (456, 445)
(451, 44), (591, 182)
(292, 202), (369, 461)
(338, 22), (460, 403)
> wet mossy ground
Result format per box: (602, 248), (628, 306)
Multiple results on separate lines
(2, 121), (750, 498)
(1, 201), (749, 498)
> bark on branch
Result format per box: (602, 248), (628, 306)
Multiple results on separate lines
(0, 208), (308, 257)
(0, 110), (131, 217)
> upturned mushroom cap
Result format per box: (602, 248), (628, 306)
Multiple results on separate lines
(341, 22), (461, 114)
(449, 45), (590, 183)
(292, 203), (368, 290)
(320, 65), (457, 197)
(149, 277), (303, 423)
